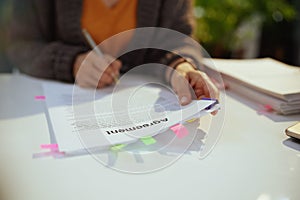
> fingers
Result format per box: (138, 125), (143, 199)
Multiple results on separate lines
(102, 54), (122, 78)
(104, 54), (122, 71)
(211, 110), (218, 116)
(191, 71), (219, 101)
(97, 73), (113, 88)
(170, 67), (220, 115)
(73, 51), (122, 88)
(190, 71), (220, 115)
(171, 71), (193, 106)
(74, 53), (99, 88)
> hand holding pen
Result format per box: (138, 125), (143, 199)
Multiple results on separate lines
(73, 29), (121, 88)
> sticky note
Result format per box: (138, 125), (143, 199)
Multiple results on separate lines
(257, 104), (274, 115)
(35, 96), (46, 100)
(40, 144), (59, 150)
(186, 118), (196, 123)
(140, 137), (156, 145)
(170, 124), (189, 138)
(110, 144), (126, 151)
(264, 104), (273, 112)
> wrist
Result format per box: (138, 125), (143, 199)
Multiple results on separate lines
(166, 59), (197, 85)
(73, 52), (88, 77)
(176, 62), (196, 73)
(166, 58), (187, 85)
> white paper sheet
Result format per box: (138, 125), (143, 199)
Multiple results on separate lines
(43, 77), (217, 152)
(204, 58), (300, 101)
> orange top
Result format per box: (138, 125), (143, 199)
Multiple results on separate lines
(81, 0), (137, 56)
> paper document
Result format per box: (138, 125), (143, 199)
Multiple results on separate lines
(204, 58), (300, 101)
(203, 58), (300, 115)
(43, 77), (217, 152)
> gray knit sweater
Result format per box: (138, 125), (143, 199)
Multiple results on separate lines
(8, 0), (196, 82)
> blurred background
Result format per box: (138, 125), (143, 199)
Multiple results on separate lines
(0, 0), (299, 73)
(195, 0), (299, 65)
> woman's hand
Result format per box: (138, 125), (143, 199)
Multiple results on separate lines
(169, 62), (219, 114)
(73, 51), (122, 88)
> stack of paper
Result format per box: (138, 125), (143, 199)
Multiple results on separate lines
(203, 58), (300, 115)
(42, 76), (218, 153)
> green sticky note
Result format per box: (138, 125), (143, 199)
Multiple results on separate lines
(140, 137), (156, 145)
(110, 144), (126, 151)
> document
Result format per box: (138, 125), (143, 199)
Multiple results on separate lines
(43, 76), (217, 152)
(204, 58), (300, 115)
(204, 58), (300, 101)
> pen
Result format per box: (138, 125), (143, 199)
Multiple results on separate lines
(81, 29), (119, 83)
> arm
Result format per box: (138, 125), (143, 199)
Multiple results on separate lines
(145, 0), (199, 69)
(7, 0), (87, 82)
(146, 0), (219, 107)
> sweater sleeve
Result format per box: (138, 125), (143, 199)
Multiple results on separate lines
(144, 0), (202, 72)
(7, 0), (88, 82)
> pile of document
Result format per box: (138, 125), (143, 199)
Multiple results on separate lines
(43, 75), (218, 153)
(204, 58), (300, 115)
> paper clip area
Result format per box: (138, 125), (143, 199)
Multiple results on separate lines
(40, 144), (59, 150)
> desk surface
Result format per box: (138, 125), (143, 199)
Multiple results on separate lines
(0, 74), (299, 200)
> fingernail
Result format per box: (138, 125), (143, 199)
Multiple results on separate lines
(180, 96), (188, 104)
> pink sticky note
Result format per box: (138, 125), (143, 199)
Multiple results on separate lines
(170, 124), (189, 138)
(264, 104), (273, 112)
(257, 104), (274, 115)
(40, 144), (59, 150)
(35, 96), (46, 100)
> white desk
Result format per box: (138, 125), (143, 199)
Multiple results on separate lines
(0, 74), (299, 200)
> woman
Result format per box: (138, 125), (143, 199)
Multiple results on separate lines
(8, 0), (219, 106)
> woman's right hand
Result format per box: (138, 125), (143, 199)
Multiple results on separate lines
(73, 51), (122, 88)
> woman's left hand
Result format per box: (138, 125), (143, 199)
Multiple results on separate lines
(169, 62), (219, 114)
